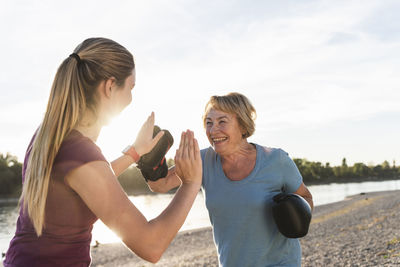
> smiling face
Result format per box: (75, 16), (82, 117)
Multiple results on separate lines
(205, 108), (246, 156)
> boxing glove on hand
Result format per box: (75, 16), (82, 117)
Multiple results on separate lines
(137, 126), (174, 182)
(272, 193), (312, 238)
(139, 157), (169, 182)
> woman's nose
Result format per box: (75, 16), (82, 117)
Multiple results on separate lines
(209, 124), (219, 134)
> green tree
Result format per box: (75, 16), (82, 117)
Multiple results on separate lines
(351, 163), (371, 178)
(0, 153), (22, 196)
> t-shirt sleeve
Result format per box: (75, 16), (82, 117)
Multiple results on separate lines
(53, 136), (107, 182)
(279, 149), (303, 193)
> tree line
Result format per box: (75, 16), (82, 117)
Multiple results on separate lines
(0, 153), (22, 197)
(294, 158), (399, 184)
(0, 153), (399, 198)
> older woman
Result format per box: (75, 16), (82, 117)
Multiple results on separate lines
(148, 92), (313, 267)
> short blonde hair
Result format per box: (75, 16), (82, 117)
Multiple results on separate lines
(203, 92), (257, 138)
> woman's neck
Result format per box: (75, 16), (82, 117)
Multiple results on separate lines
(73, 113), (102, 142)
(220, 141), (256, 164)
(74, 124), (101, 142)
(219, 141), (257, 181)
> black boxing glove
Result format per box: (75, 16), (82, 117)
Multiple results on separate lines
(137, 125), (173, 182)
(271, 193), (312, 238)
(139, 157), (169, 182)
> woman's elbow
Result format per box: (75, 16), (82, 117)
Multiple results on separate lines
(124, 237), (165, 263)
(143, 251), (162, 264)
(139, 246), (165, 263)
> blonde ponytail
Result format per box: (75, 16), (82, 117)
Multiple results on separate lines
(20, 38), (134, 236)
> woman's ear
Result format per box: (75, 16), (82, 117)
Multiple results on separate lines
(239, 123), (247, 138)
(241, 129), (249, 138)
(104, 77), (116, 98)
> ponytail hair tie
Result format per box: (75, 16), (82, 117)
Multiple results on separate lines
(69, 53), (81, 64)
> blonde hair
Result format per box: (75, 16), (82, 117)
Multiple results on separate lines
(21, 37), (134, 236)
(203, 92), (257, 138)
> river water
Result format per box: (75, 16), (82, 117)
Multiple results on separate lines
(1, 179), (400, 254)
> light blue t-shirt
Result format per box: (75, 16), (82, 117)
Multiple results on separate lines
(201, 144), (303, 267)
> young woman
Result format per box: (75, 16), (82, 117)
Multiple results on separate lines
(148, 92), (313, 266)
(3, 37), (202, 267)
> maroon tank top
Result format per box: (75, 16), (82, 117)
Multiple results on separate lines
(4, 130), (107, 267)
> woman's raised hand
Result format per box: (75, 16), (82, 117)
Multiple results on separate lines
(133, 112), (164, 156)
(174, 130), (202, 185)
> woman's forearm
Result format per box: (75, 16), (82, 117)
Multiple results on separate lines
(147, 166), (181, 193)
(111, 155), (135, 177)
(123, 130), (202, 263)
(123, 181), (201, 262)
(294, 183), (314, 211)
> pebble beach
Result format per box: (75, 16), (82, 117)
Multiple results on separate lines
(90, 190), (400, 267)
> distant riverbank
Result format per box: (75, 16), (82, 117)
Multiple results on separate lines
(1, 153), (399, 200)
(0, 198), (18, 204)
(1, 176), (399, 200)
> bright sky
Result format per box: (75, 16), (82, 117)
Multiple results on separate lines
(0, 0), (399, 166)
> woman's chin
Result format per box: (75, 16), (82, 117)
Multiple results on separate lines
(212, 143), (225, 154)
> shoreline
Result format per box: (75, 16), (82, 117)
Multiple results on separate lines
(1, 177), (399, 201)
(90, 190), (400, 266)
(304, 176), (400, 186)
(0, 198), (18, 204)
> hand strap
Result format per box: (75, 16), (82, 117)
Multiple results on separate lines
(122, 145), (140, 163)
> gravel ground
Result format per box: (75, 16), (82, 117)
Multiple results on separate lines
(90, 227), (218, 267)
(89, 190), (400, 266)
(301, 190), (400, 266)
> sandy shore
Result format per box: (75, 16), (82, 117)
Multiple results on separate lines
(90, 190), (400, 266)
(91, 226), (218, 267)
